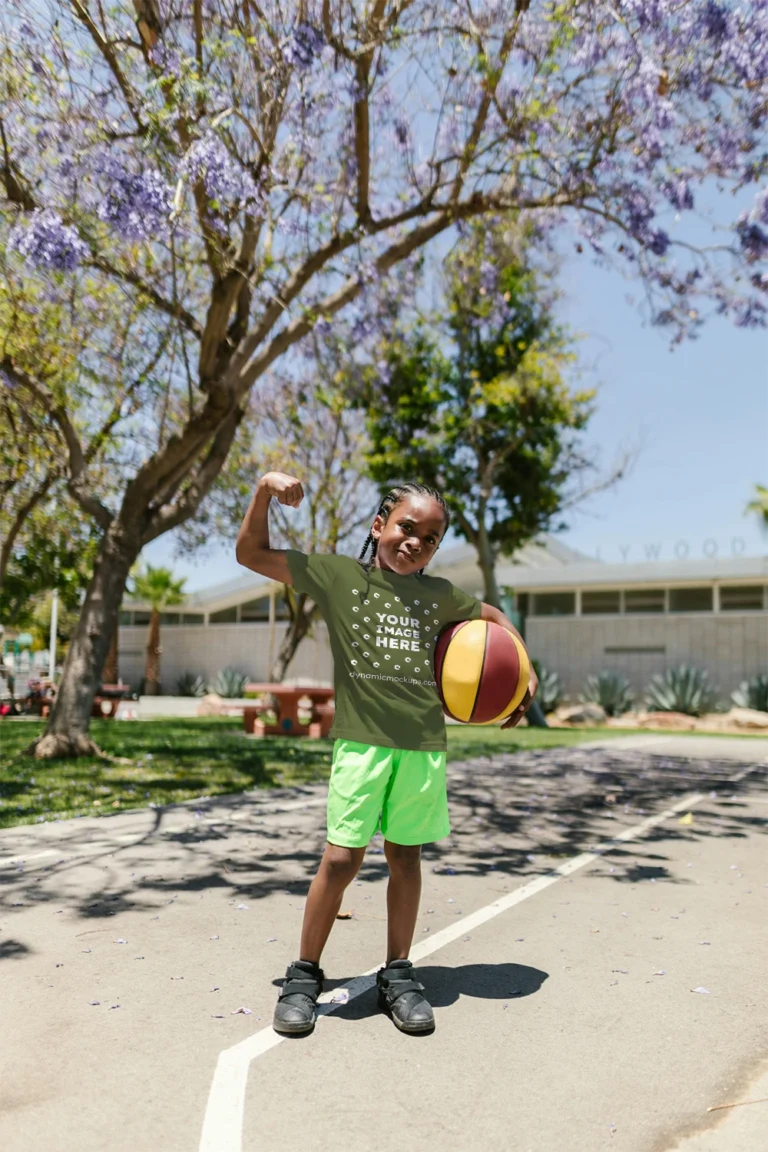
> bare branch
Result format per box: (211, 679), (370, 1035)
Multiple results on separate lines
(70, 0), (146, 131)
(0, 357), (113, 529)
(141, 404), (244, 543)
(0, 469), (59, 588)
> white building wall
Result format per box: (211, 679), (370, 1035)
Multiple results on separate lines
(526, 613), (768, 700)
(118, 621), (334, 691)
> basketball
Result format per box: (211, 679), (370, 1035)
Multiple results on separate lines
(434, 619), (531, 725)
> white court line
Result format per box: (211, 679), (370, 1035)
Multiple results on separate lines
(198, 760), (764, 1152)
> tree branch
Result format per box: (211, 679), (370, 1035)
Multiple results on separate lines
(0, 469), (59, 588)
(0, 357), (114, 530)
(70, 0), (146, 132)
(140, 404), (244, 543)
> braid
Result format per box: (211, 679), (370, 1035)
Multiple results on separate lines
(357, 481), (451, 575)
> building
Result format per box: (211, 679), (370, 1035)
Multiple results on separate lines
(118, 540), (768, 700)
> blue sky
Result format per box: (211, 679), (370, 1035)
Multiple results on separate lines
(146, 206), (768, 591)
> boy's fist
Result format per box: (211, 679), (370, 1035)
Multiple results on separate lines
(258, 471), (304, 508)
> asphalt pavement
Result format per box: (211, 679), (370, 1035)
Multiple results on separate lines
(1, 734), (767, 1152)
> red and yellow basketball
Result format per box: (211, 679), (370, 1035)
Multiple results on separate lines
(434, 619), (530, 725)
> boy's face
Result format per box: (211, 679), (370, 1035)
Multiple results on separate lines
(371, 494), (446, 576)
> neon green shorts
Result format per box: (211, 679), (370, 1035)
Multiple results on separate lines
(326, 739), (450, 848)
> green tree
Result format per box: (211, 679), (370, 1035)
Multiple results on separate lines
(746, 485), (768, 530)
(129, 565), (186, 695)
(245, 347), (377, 681)
(359, 221), (614, 607)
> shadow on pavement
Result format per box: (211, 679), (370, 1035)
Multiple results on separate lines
(0, 937), (32, 960)
(1, 746), (766, 924)
(329, 961), (549, 1024)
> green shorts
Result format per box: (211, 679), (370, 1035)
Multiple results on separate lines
(327, 739), (450, 848)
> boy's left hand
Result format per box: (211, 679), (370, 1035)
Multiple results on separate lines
(501, 666), (539, 730)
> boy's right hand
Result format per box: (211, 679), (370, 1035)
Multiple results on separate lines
(258, 471), (304, 508)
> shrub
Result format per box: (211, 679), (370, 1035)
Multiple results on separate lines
(176, 672), (207, 698)
(645, 665), (716, 716)
(209, 667), (249, 698)
(531, 661), (562, 713)
(581, 671), (634, 717)
(731, 674), (768, 712)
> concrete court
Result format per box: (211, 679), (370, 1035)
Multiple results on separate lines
(0, 734), (767, 1152)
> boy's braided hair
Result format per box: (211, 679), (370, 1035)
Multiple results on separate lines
(357, 482), (450, 576)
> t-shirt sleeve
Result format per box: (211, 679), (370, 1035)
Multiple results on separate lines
(286, 550), (339, 605)
(444, 579), (483, 623)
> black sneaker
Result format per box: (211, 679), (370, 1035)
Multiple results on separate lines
(376, 959), (435, 1033)
(273, 960), (324, 1035)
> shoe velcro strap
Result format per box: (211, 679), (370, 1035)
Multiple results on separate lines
(279, 977), (321, 1000)
(379, 978), (425, 1000)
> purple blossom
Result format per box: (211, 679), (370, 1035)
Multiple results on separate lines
(183, 134), (260, 208)
(393, 116), (412, 153)
(284, 23), (324, 72)
(737, 218), (768, 263)
(97, 164), (172, 240)
(701, 2), (730, 43)
(750, 188), (768, 226)
(664, 178), (694, 212)
(10, 210), (88, 272)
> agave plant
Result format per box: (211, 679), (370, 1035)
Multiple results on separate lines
(531, 662), (562, 714)
(209, 667), (250, 698)
(645, 665), (716, 717)
(581, 671), (634, 717)
(176, 672), (207, 698)
(731, 674), (768, 713)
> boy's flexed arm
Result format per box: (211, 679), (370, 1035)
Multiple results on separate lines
(235, 472), (304, 584)
(480, 602), (539, 729)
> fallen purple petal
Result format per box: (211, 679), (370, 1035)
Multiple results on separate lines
(691, 986), (711, 994)
(231, 1006), (252, 1014)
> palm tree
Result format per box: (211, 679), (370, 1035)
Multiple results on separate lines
(130, 564), (186, 695)
(746, 484), (768, 530)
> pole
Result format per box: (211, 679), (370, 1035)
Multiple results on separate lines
(49, 588), (59, 680)
(267, 585), (276, 678)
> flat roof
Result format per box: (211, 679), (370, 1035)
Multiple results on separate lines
(123, 538), (768, 611)
(501, 555), (768, 592)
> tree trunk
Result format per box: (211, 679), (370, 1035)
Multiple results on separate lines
(103, 622), (119, 684)
(27, 521), (141, 758)
(476, 518), (547, 727)
(269, 592), (318, 682)
(144, 608), (161, 694)
(476, 520), (502, 608)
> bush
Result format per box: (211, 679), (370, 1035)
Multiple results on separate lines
(645, 665), (716, 716)
(209, 667), (250, 698)
(176, 672), (207, 698)
(531, 661), (562, 713)
(581, 671), (634, 717)
(731, 674), (768, 712)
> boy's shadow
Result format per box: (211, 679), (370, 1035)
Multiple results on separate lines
(330, 962), (548, 1022)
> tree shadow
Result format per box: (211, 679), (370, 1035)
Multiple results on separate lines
(1, 745), (766, 924)
(0, 937), (32, 960)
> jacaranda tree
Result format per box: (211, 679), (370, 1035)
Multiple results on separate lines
(1, 1), (767, 756)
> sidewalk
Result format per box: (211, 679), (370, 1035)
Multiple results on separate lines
(1, 735), (766, 1152)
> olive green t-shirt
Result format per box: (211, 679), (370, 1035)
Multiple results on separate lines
(286, 551), (483, 752)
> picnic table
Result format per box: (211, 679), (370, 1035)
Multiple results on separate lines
(242, 683), (335, 739)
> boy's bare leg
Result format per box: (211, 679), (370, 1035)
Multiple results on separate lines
(299, 842), (366, 964)
(383, 841), (422, 962)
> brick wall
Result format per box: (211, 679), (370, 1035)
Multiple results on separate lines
(526, 613), (768, 700)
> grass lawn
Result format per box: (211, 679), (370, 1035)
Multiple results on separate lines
(0, 718), (624, 830)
